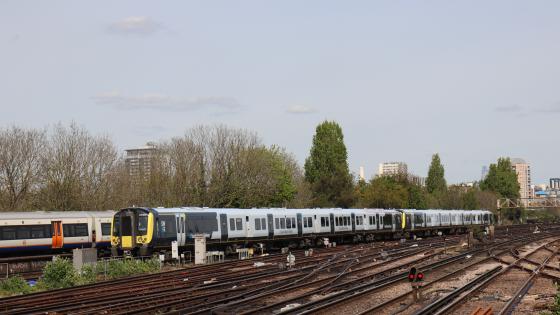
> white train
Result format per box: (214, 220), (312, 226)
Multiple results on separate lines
(111, 207), (494, 256)
(0, 211), (114, 255)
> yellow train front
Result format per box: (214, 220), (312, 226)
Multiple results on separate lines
(111, 207), (157, 256)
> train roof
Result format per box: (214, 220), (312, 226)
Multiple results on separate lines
(0, 211), (115, 220)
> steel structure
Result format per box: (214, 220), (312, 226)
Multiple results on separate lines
(497, 197), (560, 209)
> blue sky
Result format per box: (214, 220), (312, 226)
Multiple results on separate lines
(1, 1), (559, 184)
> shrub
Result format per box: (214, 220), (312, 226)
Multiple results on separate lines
(37, 258), (78, 290)
(0, 276), (32, 296)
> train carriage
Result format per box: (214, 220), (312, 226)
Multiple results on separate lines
(0, 211), (114, 255)
(111, 207), (494, 256)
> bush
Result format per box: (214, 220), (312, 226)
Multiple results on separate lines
(77, 264), (98, 285)
(105, 257), (160, 279)
(0, 276), (32, 296)
(37, 258), (78, 290)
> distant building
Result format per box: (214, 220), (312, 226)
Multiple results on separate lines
(511, 158), (533, 199)
(359, 166), (365, 181)
(481, 166), (489, 180)
(378, 162), (408, 176)
(408, 174), (426, 186)
(125, 143), (157, 179)
(551, 178), (560, 190)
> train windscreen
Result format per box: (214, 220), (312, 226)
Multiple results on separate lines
(121, 216), (132, 236)
(138, 213), (148, 234)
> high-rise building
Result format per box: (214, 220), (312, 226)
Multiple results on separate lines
(378, 162), (408, 176)
(359, 166), (365, 181)
(511, 158), (532, 199)
(481, 166), (489, 180)
(125, 143), (157, 179)
(550, 178), (560, 190)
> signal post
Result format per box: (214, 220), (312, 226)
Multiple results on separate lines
(408, 267), (424, 301)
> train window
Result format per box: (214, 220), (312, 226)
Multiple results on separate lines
(0, 227), (16, 240)
(113, 216), (120, 235)
(303, 218), (308, 228)
(320, 217), (325, 227)
(275, 218), (279, 229)
(16, 227), (31, 239)
(101, 223), (111, 236)
(307, 217), (313, 228)
(385, 215), (393, 227)
(286, 218), (292, 229)
(159, 216), (177, 237)
(280, 218), (286, 229)
(31, 226), (46, 238)
(235, 218), (243, 231)
(356, 217), (363, 225)
(255, 218), (261, 230)
(230, 218), (235, 231)
(181, 217), (185, 233)
(261, 218), (266, 230)
(138, 213), (148, 233)
(122, 216), (132, 236)
(63, 224), (88, 237)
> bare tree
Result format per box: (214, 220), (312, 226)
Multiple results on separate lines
(40, 123), (118, 210)
(0, 126), (45, 211)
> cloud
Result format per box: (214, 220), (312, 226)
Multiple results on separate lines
(108, 16), (162, 35)
(494, 104), (522, 112)
(92, 91), (242, 114)
(286, 105), (317, 114)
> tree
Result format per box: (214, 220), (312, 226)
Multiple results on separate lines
(480, 157), (520, 199)
(304, 121), (353, 207)
(358, 176), (409, 209)
(0, 126), (45, 210)
(426, 153), (447, 194)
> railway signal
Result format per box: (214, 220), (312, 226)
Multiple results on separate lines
(408, 267), (417, 282)
(409, 267), (424, 301)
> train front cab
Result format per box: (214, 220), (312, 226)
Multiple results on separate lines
(111, 208), (155, 256)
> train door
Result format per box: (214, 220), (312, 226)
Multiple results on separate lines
(51, 221), (63, 249)
(176, 215), (184, 246)
(246, 216), (253, 238)
(329, 213), (335, 234)
(220, 214), (228, 242)
(405, 214), (412, 231)
(375, 214), (380, 230)
(351, 213), (356, 232)
(394, 214), (402, 232)
(267, 214), (274, 239)
(297, 213), (303, 237)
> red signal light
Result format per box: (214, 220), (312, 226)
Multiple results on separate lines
(416, 272), (424, 281)
(408, 274), (415, 281)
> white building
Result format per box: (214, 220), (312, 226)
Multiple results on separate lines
(378, 162), (408, 176)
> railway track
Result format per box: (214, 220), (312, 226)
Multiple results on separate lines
(0, 224), (558, 314)
(0, 235), (461, 314)
(262, 232), (558, 315)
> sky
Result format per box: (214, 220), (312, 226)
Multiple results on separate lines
(1, 1), (559, 184)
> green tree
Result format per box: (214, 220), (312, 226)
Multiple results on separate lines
(480, 157), (520, 198)
(304, 121), (354, 207)
(426, 153), (447, 194)
(358, 176), (409, 209)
